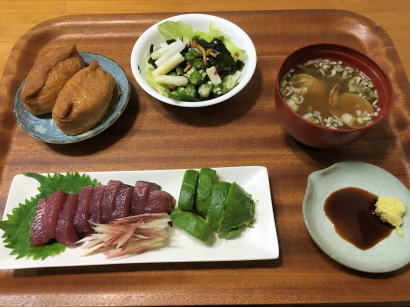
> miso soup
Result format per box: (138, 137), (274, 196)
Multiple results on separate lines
(279, 59), (379, 129)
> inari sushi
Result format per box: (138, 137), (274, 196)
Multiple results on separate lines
(52, 60), (119, 135)
(21, 44), (85, 115)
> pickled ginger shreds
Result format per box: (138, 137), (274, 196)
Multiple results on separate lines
(78, 213), (171, 259)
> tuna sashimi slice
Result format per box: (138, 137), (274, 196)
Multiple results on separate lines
(42, 191), (68, 243)
(74, 186), (94, 237)
(112, 184), (134, 220)
(56, 193), (80, 247)
(144, 190), (176, 214)
(89, 185), (106, 224)
(101, 180), (123, 223)
(30, 198), (48, 247)
(131, 181), (161, 216)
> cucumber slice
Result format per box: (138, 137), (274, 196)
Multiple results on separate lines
(217, 182), (255, 239)
(195, 168), (216, 215)
(177, 169), (199, 211)
(171, 208), (211, 242)
(206, 181), (231, 228)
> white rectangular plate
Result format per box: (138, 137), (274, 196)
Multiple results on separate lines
(0, 166), (279, 269)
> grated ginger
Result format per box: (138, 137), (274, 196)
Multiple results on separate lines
(375, 196), (406, 237)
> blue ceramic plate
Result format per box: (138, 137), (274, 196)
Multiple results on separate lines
(303, 161), (410, 273)
(13, 52), (130, 143)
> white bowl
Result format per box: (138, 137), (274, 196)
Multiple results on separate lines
(130, 14), (257, 107)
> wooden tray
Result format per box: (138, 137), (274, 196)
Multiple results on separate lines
(0, 10), (409, 306)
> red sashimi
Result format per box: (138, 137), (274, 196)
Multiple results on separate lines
(41, 191), (68, 244)
(112, 184), (134, 220)
(74, 186), (95, 238)
(56, 193), (80, 247)
(29, 178), (175, 251)
(101, 180), (123, 223)
(145, 190), (176, 214)
(131, 181), (161, 215)
(30, 198), (49, 247)
(89, 185), (106, 224)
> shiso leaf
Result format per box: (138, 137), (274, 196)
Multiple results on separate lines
(24, 172), (99, 199)
(0, 172), (99, 260)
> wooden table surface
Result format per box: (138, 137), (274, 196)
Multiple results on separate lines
(1, 0), (410, 80)
(0, 1), (410, 306)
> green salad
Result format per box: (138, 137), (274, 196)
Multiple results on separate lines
(144, 21), (247, 102)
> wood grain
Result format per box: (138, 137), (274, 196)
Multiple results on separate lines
(0, 5), (409, 307)
(0, 1), (409, 81)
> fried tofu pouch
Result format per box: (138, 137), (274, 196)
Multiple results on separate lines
(52, 60), (119, 135)
(21, 44), (85, 115)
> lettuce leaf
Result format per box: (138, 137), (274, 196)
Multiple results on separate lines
(0, 172), (99, 260)
(158, 21), (194, 41)
(221, 71), (242, 93)
(144, 69), (172, 98)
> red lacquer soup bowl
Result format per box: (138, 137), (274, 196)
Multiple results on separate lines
(274, 43), (394, 149)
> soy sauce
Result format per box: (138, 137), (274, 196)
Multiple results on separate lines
(324, 187), (393, 250)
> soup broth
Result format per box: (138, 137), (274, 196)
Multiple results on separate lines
(279, 59), (379, 129)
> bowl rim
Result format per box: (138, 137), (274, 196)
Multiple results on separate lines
(130, 13), (257, 108)
(275, 42), (394, 132)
